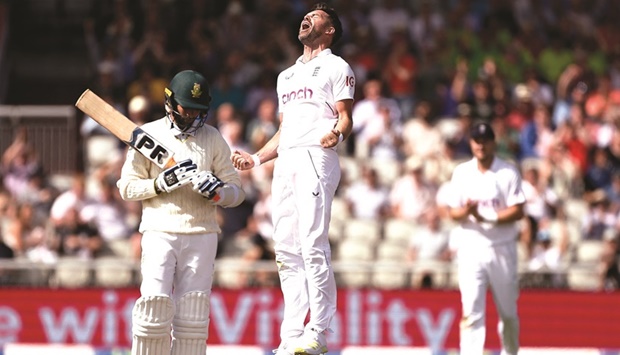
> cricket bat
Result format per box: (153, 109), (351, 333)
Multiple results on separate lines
(75, 89), (176, 169)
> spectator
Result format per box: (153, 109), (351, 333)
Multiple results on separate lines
(583, 147), (613, 193)
(221, 118), (251, 154)
(352, 78), (402, 158)
(243, 69), (279, 118)
(125, 62), (168, 108)
(490, 112), (520, 162)
(408, 1), (445, 54)
(537, 34), (574, 86)
(367, 0), (410, 47)
(2, 202), (50, 262)
(526, 219), (569, 288)
(605, 173), (620, 214)
(209, 69), (247, 113)
(1, 127), (44, 200)
(401, 100), (443, 159)
(599, 227), (620, 290)
(382, 29), (418, 120)
(446, 103), (474, 160)
(53, 207), (103, 259)
(80, 176), (140, 259)
(581, 191), (616, 241)
(344, 166), (390, 220)
(521, 159), (559, 224)
(407, 207), (451, 288)
(225, 215), (277, 288)
(49, 173), (93, 227)
(0, 191), (15, 258)
(389, 156), (437, 221)
(252, 182), (274, 241)
(245, 98), (279, 152)
(466, 79), (496, 123)
(365, 103), (404, 161)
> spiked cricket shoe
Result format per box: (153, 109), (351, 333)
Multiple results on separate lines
(293, 328), (328, 355)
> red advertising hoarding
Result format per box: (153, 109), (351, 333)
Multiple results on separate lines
(0, 288), (619, 350)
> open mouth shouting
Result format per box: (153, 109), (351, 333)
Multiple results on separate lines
(299, 19), (312, 33)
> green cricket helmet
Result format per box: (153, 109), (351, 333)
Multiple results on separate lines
(164, 70), (212, 133)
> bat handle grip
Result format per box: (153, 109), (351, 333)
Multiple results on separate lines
(212, 194), (220, 202)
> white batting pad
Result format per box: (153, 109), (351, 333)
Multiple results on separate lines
(131, 295), (174, 355)
(171, 291), (210, 355)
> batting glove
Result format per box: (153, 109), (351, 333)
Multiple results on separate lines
(155, 159), (198, 193)
(192, 170), (225, 200)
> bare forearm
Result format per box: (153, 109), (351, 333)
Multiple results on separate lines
(449, 206), (471, 221)
(254, 129), (281, 164)
(496, 204), (525, 224)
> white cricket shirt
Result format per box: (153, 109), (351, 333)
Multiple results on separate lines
(277, 49), (355, 151)
(448, 156), (526, 247)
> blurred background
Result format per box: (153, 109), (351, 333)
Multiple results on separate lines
(1, 0), (620, 353)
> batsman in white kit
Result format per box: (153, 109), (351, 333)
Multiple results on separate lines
(231, 3), (354, 354)
(117, 70), (245, 355)
(448, 122), (526, 355)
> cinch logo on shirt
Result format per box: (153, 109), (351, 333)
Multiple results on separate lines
(282, 87), (314, 104)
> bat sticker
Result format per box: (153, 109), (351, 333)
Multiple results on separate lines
(131, 128), (172, 167)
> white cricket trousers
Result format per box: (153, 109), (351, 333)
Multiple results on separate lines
(140, 231), (218, 303)
(271, 147), (340, 344)
(457, 241), (520, 355)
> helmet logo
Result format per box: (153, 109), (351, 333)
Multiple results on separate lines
(191, 83), (202, 98)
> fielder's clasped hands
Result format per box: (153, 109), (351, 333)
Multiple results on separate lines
(192, 171), (225, 200)
(155, 159), (198, 193)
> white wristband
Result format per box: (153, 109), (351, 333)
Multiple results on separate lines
(250, 154), (261, 167)
(338, 133), (344, 143)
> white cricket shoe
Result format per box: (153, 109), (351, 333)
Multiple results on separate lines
(273, 342), (294, 355)
(293, 328), (328, 355)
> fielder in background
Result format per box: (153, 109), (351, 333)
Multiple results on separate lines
(447, 122), (526, 355)
(117, 70), (245, 355)
(231, 3), (354, 354)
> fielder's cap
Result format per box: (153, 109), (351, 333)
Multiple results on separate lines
(470, 122), (495, 141)
(167, 70), (211, 111)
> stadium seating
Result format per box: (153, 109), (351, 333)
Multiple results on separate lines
(342, 219), (382, 245)
(52, 257), (91, 288)
(376, 241), (408, 262)
(367, 158), (402, 187)
(567, 263), (601, 290)
(410, 260), (451, 289)
(576, 240), (604, 263)
(93, 256), (134, 288)
(336, 261), (372, 288)
(371, 262), (410, 289)
(383, 218), (418, 246)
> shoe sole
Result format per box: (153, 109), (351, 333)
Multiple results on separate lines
(293, 347), (328, 355)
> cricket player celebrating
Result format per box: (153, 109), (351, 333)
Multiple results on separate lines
(117, 70), (245, 355)
(447, 122), (526, 355)
(231, 3), (354, 354)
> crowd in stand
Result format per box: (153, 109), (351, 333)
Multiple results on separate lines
(2, 0), (620, 290)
